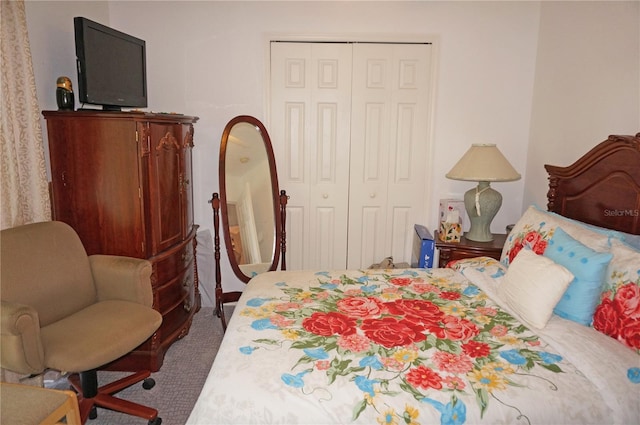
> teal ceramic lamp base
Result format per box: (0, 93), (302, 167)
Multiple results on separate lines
(463, 181), (502, 242)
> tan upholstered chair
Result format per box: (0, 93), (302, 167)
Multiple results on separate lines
(0, 221), (163, 425)
(0, 382), (82, 425)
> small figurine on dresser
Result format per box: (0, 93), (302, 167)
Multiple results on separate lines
(55, 76), (74, 110)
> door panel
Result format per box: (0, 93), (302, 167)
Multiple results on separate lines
(285, 205), (305, 270)
(272, 43), (311, 270)
(357, 206), (382, 267)
(147, 122), (184, 254)
(47, 117), (145, 257)
(271, 42), (353, 270)
(348, 43), (432, 268)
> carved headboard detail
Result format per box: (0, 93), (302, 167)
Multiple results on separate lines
(545, 133), (640, 235)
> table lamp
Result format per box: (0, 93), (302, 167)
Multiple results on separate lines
(446, 144), (520, 242)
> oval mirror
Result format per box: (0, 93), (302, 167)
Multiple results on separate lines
(219, 115), (283, 283)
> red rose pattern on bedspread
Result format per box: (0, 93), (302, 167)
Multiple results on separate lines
(238, 269), (573, 425)
(594, 280), (640, 350)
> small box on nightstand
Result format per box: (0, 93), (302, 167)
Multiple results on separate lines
(439, 221), (462, 243)
(439, 199), (467, 230)
(412, 224), (435, 268)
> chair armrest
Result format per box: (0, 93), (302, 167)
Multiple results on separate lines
(0, 301), (45, 375)
(89, 255), (154, 308)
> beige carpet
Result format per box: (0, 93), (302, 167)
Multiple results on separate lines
(49, 307), (224, 425)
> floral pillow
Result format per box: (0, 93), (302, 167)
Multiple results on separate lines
(592, 239), (640, 352)
(502, 205), (612, 267)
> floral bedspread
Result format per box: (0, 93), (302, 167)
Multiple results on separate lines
(187, 268), (637, 425)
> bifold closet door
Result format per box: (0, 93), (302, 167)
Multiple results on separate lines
(270, 42), (353, 270)
(347, 43), (432, 269)
(270, 41), (433, 270)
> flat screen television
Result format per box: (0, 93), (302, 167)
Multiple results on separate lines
(74, 17), (147, 111)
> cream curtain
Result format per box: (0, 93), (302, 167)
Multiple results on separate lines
(0, 0), (51, 229)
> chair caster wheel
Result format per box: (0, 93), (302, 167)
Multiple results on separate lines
(148, 417), (162, 425)
(142, 378), (155, 390)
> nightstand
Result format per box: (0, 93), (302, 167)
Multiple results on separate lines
(435, 231), (507, 268)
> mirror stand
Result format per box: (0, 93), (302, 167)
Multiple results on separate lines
(210, 190), (288, 331)
(278, 190), (288, 271)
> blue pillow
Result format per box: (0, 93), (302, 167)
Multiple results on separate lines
(543, 227), (613, 325)
(619, 232), (640, 251)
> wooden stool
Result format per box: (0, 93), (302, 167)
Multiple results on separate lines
(0, 382), (81, 425)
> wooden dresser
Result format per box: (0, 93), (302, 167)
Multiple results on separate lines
(43, 111), (200, 372)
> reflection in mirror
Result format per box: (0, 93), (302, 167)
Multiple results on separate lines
(211, 115), (287, 331)
(226, 125), (273, 271)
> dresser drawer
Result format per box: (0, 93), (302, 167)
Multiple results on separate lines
(151, 237), (194, 287)
(156, 266), (196, 341)
(155, 263), (194, 312)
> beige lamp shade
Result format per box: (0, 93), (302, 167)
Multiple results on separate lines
(446, 144), (521, 182)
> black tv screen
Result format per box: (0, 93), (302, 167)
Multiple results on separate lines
(74, 17), (147, 110)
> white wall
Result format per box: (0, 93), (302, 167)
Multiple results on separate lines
(25, 1), (110, 175)
(524, 1), (640, 209)
(24, 1), (639, 294)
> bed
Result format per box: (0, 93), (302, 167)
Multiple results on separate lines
(187, 133), (640, 424)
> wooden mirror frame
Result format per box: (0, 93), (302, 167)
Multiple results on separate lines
(211, 115), (287, 330)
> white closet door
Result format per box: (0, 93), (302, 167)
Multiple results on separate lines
(270, 42), (353, 270)
(347, 43), (433, 269)
(270, 41), (433, 270)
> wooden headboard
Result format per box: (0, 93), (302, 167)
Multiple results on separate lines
(545, 133), (640, 235)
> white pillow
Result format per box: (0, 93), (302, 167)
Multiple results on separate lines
(499, 249), (574, 329)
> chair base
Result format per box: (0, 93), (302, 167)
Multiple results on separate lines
(68, 370), (159, 424)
